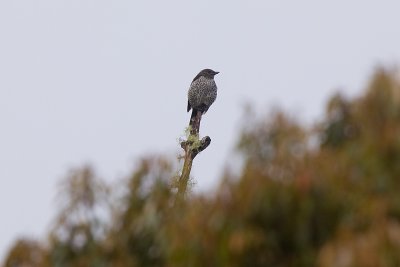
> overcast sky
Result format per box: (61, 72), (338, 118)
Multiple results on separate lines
(1, 0), (400, 260)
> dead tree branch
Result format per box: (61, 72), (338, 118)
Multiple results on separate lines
(177, 111), (211, 197)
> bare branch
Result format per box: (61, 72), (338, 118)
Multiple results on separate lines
(177, 111), (211, 197)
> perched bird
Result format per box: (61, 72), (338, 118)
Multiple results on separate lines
(187, 69), (219, 126)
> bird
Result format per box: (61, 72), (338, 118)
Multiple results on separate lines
(187, 69), (219, 127)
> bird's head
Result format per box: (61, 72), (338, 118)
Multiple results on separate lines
(197, 69), (219, 79)
(202, 69), (219, 77)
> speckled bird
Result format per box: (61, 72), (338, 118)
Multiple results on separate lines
(187, 69), (219, 123)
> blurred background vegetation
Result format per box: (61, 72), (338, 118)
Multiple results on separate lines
(3, 67), (400, 267)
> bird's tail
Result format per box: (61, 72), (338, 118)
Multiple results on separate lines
(190, 108), (206, 136)
(189, 104), (208, 133)
(189, 108), (198, 128)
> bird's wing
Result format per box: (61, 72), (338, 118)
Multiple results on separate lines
(187, 101), (191, 112)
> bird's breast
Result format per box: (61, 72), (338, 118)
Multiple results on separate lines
(188, 76), (217, 108)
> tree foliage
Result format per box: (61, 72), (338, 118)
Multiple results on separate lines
(3, 67), (400, 267)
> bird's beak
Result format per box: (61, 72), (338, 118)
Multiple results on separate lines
(214, 71), (220, 75)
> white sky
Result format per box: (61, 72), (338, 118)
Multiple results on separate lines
(1, 0), (400, 260)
